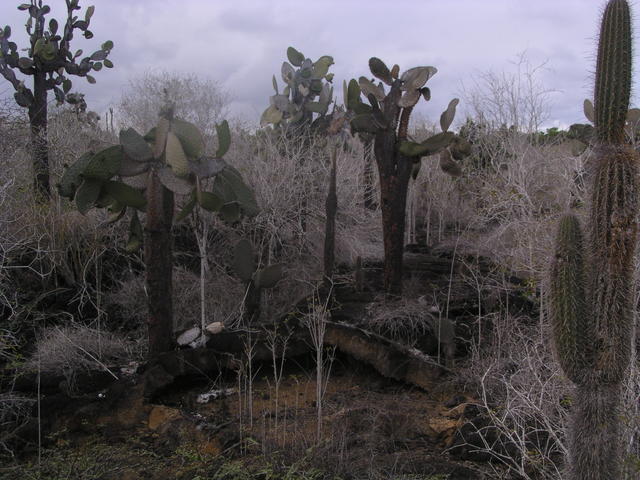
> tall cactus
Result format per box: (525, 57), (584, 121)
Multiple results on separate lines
(549, 1), (638, 478)
(0, 0), (114, 202)
(349, 58), (470, 294)
(59, 103), (258, 356)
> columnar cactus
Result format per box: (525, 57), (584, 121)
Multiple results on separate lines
(59, 104), (257, 355)
(349, 58), (470, 294)
(261, 46), (334, 130)
(323, 146), (337, 286)
(549, 1), (638, 478)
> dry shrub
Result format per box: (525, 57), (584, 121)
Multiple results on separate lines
(412, 129), (582, 274)
(0, 392), (34, 455)
(457, 310), (568, 479)
(24, 323), (138, 375)
(105, 265), (244, 335)
(226, 129), (382, 320)
(365, 298), (433, 346)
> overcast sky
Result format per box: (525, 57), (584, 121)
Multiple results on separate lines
(0, 0), (633, 130)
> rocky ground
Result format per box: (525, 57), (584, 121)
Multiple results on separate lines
(1, 246), (538, 479)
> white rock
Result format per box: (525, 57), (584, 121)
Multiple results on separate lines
(197, 387), (236, 404)
(188, 333), (209, 349)
(205, 322), (224, 335)
(177, 326), (201, 346)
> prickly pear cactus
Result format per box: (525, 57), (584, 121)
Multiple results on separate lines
(347, 57), (471, 293)
(59, 104), (258, 355)
(59, 105), (258, 249)
(261, 46), (334, 130)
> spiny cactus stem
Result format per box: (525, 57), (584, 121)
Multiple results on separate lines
(323, 146), (338, 286)
(569, 383), (622, 479)
(594, 0), (632, 143)
(550, 213), (590, 385)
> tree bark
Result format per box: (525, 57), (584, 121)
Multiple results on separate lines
(145, 171), (175, 356)
(28, 71), (50, 202)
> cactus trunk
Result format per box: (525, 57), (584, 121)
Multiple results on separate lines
(569, 383), (622, 479)
(349, 59), (465, 295)
(588, 145), (637, 385)
(145, 170), (175, 355)
(377, 157), (412, 296)
(28, 71), (50, 203)
(594, 0), (632, 144)
(374, 80), (412, 295)
(375, 125), (412, 295)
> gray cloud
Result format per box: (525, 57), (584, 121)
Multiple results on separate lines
(0, 0), (635, 130)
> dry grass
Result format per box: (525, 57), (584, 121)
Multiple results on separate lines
(365, 297), (434, 346)
(23, 323), (140, 376)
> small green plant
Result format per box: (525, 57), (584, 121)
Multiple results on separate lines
(232, 238), (285, 324)
(59, 104), (257, 355)
(0, 0), (114, 202)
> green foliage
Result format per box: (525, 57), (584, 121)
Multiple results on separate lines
(232, 239), (285, 290)
(173, 118), (205, 158)
(0, 0), (114, 200)
(348, 58), (469, 177)
(58, 152), (93, 198)
(233, 239), (256, 282)
(457, 118), (513, 170)
(232, 238), (285, 325)
(255, 264), (284, 289)
(399, 132), (455, 157)
(58, 108), (257, 250)
(120, 128), (153, 161)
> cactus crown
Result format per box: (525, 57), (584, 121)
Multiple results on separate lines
(59, 108), (258, 250)
(347, 58), (471, 178)
(261, 46), (334, 128)
(594, 0), (632, 143)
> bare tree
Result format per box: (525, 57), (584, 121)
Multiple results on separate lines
(460, 52), (555, 134)
(117, 70), (230, 147)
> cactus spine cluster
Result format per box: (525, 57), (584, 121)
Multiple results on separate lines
(549, 1), (638, 478)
